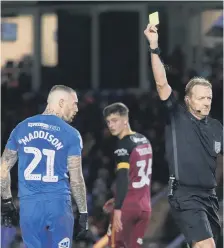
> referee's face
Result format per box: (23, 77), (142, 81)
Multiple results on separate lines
(188, 85), (212, 118)
(106, 113), (127, 136)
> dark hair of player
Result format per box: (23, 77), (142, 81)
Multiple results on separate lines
(103, 102), (129, 118)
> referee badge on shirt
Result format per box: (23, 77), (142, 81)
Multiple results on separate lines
(214, 141), (221, 154)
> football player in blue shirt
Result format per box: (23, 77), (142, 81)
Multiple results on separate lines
(1, 85), (88, 248)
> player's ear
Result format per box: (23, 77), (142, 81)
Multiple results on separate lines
(184, 95), (189, 105)
(124, 117), (128, 125)
(59, 99), (64, 108)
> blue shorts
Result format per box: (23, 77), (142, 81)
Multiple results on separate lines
(19, 194), (74, 248)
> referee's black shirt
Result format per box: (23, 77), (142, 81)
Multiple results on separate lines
(162, 91), (223, 189)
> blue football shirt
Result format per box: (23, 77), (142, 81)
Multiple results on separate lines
(6, 114), (82, 198)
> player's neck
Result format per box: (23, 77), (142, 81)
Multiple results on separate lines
(42, 107), (62, 118)
(118, 127), (135, 139)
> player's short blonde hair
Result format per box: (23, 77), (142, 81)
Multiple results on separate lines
(185, 77), (212, 96)
(49, 85), (75, 94)
(47, 85), (76, 103)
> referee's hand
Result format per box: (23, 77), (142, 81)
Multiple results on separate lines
(144, 24), (159, 49)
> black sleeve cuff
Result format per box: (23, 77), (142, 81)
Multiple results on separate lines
(114, 169), (129, 209)
(161, 90), (178, 110)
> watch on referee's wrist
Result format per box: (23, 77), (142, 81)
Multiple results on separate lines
(149, 47), (161, 55)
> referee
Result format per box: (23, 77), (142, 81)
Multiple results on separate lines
(144, 24), (223, 248)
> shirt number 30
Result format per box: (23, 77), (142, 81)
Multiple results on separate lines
(133, 158), (152, 188)
(24, 147), (58, 182)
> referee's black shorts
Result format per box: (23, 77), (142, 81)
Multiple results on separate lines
(168, 187), (221, 244)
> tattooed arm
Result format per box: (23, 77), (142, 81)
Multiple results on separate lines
(68, 155), (87, 213)
(1, 148), (18, 199)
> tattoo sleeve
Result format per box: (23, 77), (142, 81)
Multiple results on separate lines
(68, 155), (87, 213)
(1, 149), (18, 199)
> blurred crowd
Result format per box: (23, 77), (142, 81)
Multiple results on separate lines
(1, 43), (223, 248)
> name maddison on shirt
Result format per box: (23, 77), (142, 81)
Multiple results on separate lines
(18, 130), (64, 150)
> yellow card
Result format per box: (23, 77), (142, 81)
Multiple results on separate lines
(149, 12), (159, 25)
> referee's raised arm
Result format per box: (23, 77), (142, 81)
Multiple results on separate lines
(144, 24), (171, 101)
